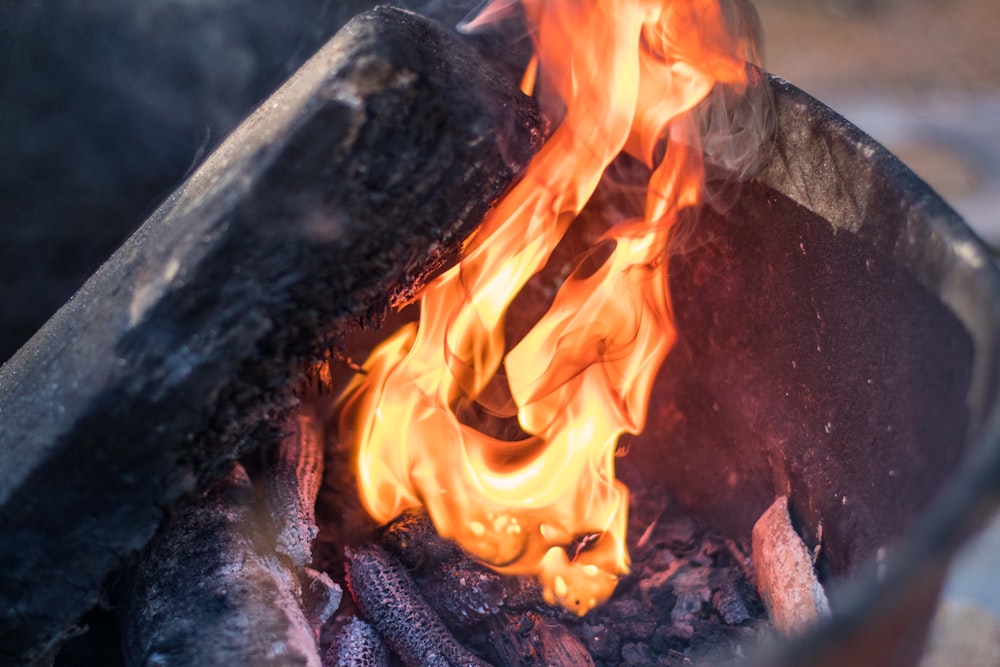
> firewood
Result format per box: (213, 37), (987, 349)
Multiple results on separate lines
(380, 508), (463, 570)
(345, 544), (493, 667)
(379, 509), (528, 628)
(301, 567), (344, 633)
(266, 407), (325, 567)
(116, 464), (325, 666)
(324, 617), (390, 667)
(421, 558), (509, 629)
(0, 5), (542, 661)
(751, 495), (831, 636)
(487, 611), (595, 667)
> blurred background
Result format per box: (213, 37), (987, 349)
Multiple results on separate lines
(756, 0), (1000, 251)
(1, 0), (998, 659)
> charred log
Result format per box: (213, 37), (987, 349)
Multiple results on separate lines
(0, 6), (542, 661)
(324, 617), (389, 667)
(266, 407), (325, 568)
(300, 568), (344, 633)
(116, 464), (326, 667)
(380, 508), (463, 570)
(486, 611), (594, 667)
(345, 544), (493, 667)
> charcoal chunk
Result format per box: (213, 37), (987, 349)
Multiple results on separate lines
(345, 544), (491, 667)
(324, 617), (389, 667)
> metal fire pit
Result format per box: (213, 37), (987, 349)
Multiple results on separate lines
(4, 4), (997, 658)
(623, 76), (1000, 666)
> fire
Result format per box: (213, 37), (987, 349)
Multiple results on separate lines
(339, 0), (762, 614)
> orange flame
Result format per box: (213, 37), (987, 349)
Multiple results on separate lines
(340, 0), (760, 614)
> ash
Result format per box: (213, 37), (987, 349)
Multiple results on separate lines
(319, 459), (768, 666)
(576, 474), (768, 667)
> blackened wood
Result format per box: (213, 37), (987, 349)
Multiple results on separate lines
(324, 617), (389, 667)
(266, 408), (325, 568)
(0, 0), (532, 365)
(0, 6), (542, 662)
(486, 612), (594, 667)
(379, 509), (518, 628)
(380, 508), (462, 570)
(117, 464), (324, 667)
(300, 568), (343, 633)
(345, 544), (492, 667)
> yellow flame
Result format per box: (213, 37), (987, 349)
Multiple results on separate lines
(340, 0), (756, 614)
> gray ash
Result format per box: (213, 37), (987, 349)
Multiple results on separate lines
(324, 496), (767, 666)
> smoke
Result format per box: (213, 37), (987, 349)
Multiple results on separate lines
(691, 0), (776, 216)
(417, 0), (775, 240)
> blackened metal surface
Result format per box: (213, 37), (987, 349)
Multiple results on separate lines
(0, 8), (542, 662)
(628, 76), (1000, 667)
(642, 179), (972, 578)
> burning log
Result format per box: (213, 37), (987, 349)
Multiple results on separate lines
(380, 507), (463, 570)
(116, 463), (331, 666)
(379, 509), (528, 627)
(0, 6), (541, 661)
(375, 510), (591, 664)
(345, 543), (493, 667)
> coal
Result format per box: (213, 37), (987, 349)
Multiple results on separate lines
(487, 612), (594, 667)
(324, 617), (389, 667)
(0, 6), (542, 662)
(344, 544), (492, 667)
(326, 491), (768, 667)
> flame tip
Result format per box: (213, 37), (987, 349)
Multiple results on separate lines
(346, 0), (762, 615)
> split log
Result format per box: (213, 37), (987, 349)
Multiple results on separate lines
(0, 6), (542, 662)
(116, 464), (327, 667)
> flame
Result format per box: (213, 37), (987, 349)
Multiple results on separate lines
(340, 0), (760, 614)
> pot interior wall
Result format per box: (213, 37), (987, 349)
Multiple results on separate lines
(629, 179), (974, 580)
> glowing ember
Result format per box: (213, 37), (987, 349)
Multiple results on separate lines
(340, 0), (764, 614)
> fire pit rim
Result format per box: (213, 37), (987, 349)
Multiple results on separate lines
(753, 75), (1000, 667)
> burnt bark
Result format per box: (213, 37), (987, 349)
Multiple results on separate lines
(0, 6), (542, 663)
(266, 407), (326, 568)
(116, 464), (326, 667)
(345, 544), (493, 667)
(324, 617), (389, 667)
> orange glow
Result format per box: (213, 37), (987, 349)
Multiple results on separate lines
(339, 0), (759, 614)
